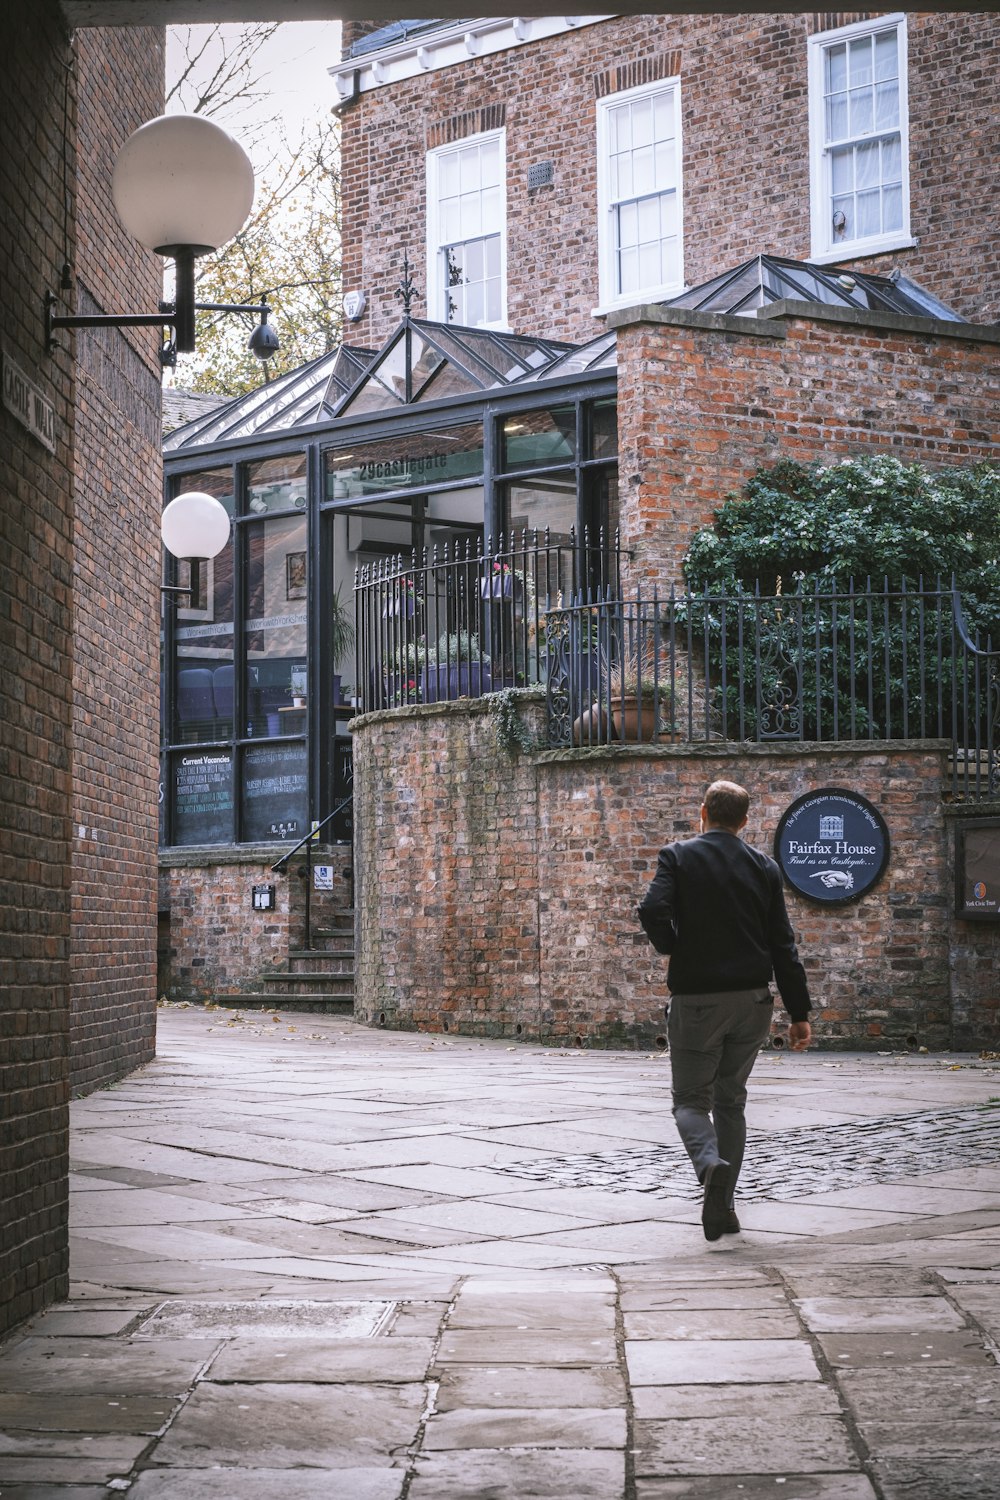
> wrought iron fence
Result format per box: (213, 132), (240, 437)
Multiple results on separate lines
(354, 563), (1000, 802)
(545, 580), (1000, 802)
(354, 528), (623, 712)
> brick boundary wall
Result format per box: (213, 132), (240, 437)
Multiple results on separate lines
(612, 309), (1000, 585)
(0, 0), (77, 1338)
(352, 699), (999, 1052)
(69, 29), (163, 1092)
(338, 12), (1000, 349)
(159, 844), (354, 1002)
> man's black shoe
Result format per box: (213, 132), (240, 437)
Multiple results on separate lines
(701, 1161), (732, 1241)
(722, 1209), (741, 1234)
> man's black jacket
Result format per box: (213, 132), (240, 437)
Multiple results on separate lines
(638, 828), (812, 1021)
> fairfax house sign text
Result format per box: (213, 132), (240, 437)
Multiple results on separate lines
(2, 354), (56, 454)
(774, 788), (890, 905)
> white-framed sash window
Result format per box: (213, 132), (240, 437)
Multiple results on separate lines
(596, 78), (683, 308)
(808, 14), (912, 261)
(426, 129), (507, 328)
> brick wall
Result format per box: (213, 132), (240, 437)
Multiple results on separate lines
(160, 844), (353, 1000)
(614, 309), (1000, 584)
(353, 700), (985, 1051)
(0, 0), (76, 1339)
(69, 29), (163, 1092)
(339, 12), (1000, 349)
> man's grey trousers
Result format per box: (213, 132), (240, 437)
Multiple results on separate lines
(667, 987), (774, 1200)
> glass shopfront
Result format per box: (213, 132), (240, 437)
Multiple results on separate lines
(161, 379), (616, 847)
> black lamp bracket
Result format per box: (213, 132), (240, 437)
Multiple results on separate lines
(45, 273), (272, 356)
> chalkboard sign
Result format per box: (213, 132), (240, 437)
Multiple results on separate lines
(243, 742), (308, 842)
(774, 788), (889, 905)
(173, 750), (233, 845)
(956, 819), (1000, 920)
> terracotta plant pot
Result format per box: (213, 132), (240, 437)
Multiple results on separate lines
(612, 696), (666, 742)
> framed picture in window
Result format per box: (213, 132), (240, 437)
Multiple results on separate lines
(285, 551), (306, 600)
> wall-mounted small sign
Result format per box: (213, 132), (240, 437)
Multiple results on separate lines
(955, 819), (1000, 920)
(2, 353), (56, 454)
(774, 788), (889, 905)
(314, 865), (334, 891)
(251, 883), (276, 911)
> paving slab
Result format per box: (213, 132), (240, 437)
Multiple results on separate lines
(421, 1405), (627, 1449)
(433, 1365), (625, 1412)
(815, 1328), (993, 1368)
(405, 1448), (625, 1498)
(778, 1267), (940, 1298)
(435, 1330), (617, 1365)
(207, 1335), (435, 1382)
(0, 1338), (219, 1394)
(794, 1295), (965, 1332)
(635, 1476), (878, 1499)
(17, 1306), (150, 1337)
(633, 1415), (858, 1475)
(620, 1285), (788, 1312)
(150, 1381), (426, 1467)
(0, 1392), (178, 1432)
(0, 1487), (109, 1500)
(127, 1468), (405, 1499)
(626, 1339), (821, 1386)
(836, 1366), (1000, 1420)
(447, 1292), (615, 1332)
(856, 1419), (1000, 1459)
(871, 1457), (1000, 1500)
(632, 1382), (841, 1420)
(624, 1307), (801, 1339)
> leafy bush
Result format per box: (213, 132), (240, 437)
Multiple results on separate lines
(680, 457), (1000, 741)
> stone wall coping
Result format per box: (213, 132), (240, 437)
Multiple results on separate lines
(351, 688), (546, 732)
(606, 299), (1000, 346)
(536, 737), (951, 765)
(942, 800), (1000, 821)
(159, 842), (343, 870)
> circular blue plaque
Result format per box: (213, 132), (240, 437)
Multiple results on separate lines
(774, 788), (889, 905)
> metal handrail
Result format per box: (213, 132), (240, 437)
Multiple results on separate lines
(272, 794), (353, 953)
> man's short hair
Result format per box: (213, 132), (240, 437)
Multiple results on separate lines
(703, 780), (750, 830)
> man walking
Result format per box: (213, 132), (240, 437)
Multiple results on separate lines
(639, 780), (812, 1241)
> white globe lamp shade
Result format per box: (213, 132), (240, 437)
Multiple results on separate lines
(112, 114), (255, 254)
(161, 492), (231, 560)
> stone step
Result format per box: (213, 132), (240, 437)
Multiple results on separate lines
(216, 993), (354, 1015)
(259, 971), (355, 988)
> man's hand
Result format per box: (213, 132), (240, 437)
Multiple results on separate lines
(787, 1021), (811, 1051)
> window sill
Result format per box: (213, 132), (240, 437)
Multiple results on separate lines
(809, 237), (918, 266)
(591, 288), (688, 319)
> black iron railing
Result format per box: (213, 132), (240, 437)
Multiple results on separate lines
(544, 581), (1000, 802)
(355, 528), (623, 712)
(354, 561), (1000, 801)
(272, 794), (353, 951)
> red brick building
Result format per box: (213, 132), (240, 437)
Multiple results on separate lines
(158, 10), (998, 1065)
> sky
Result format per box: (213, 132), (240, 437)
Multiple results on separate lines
(165, 21), (343, 176)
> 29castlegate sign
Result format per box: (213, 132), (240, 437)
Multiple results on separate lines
(774, 788), (890, 905)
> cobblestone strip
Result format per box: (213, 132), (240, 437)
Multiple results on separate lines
(490, 1104), (1000, 1203)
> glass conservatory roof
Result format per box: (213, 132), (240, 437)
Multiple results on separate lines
(664, 254), (965, 323)
(163, 344), (376, 453)
(165, 318), (582, 452)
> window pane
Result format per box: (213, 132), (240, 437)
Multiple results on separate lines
(245, 514), (307, 739)
(459, 144), (481, 193)
(652, 91), (674, 143)
(848, 36), (873, 87)
(825, 42), (848, 94)
(874, 29), (898, 81)
(654, 139), (676, 187)
(631, 98), (653, 148)
(481, 186), (501, 233)
(660, 235), (680, 285)
(659, 189), (678, 237)
(610, 150), (632, 203)
(826, 91), (848, 142)
(440, 151), (460, 196)
(882, 135), (902, 183)
(505, 475), (577, 545)
(850, 85), (874, 136)
(618, 245), (639, 294)
(486, 277), (502, 324)
(638, 242), (660, 288)
(246, 454), (307, 516)
(831, 146), (853, 194)
(856, 188), (881, 238)
(485, 234), (501, 276)
(591, 400), (618, 461)
(832, 192), (853, 238)
(856, 139), (880, 189)
(479, 138), (500, 187)
(501, 407), (577, 472)
(440, 200), (461, 244)
(637, 195), (659, 242)
(327, 425), (485, 499)
(608, 104), (629, 153)
(875, 80), (899, 131)
(632, 144), (655, 196)
(617, 200), (638, 249)
(883, 183), (902, 231)
(460, 194), (481, 239)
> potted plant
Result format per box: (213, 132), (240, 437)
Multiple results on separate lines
(331, 583), (356, 704)
(420, 630), (492, 702)
(606, 641), (675, 741)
